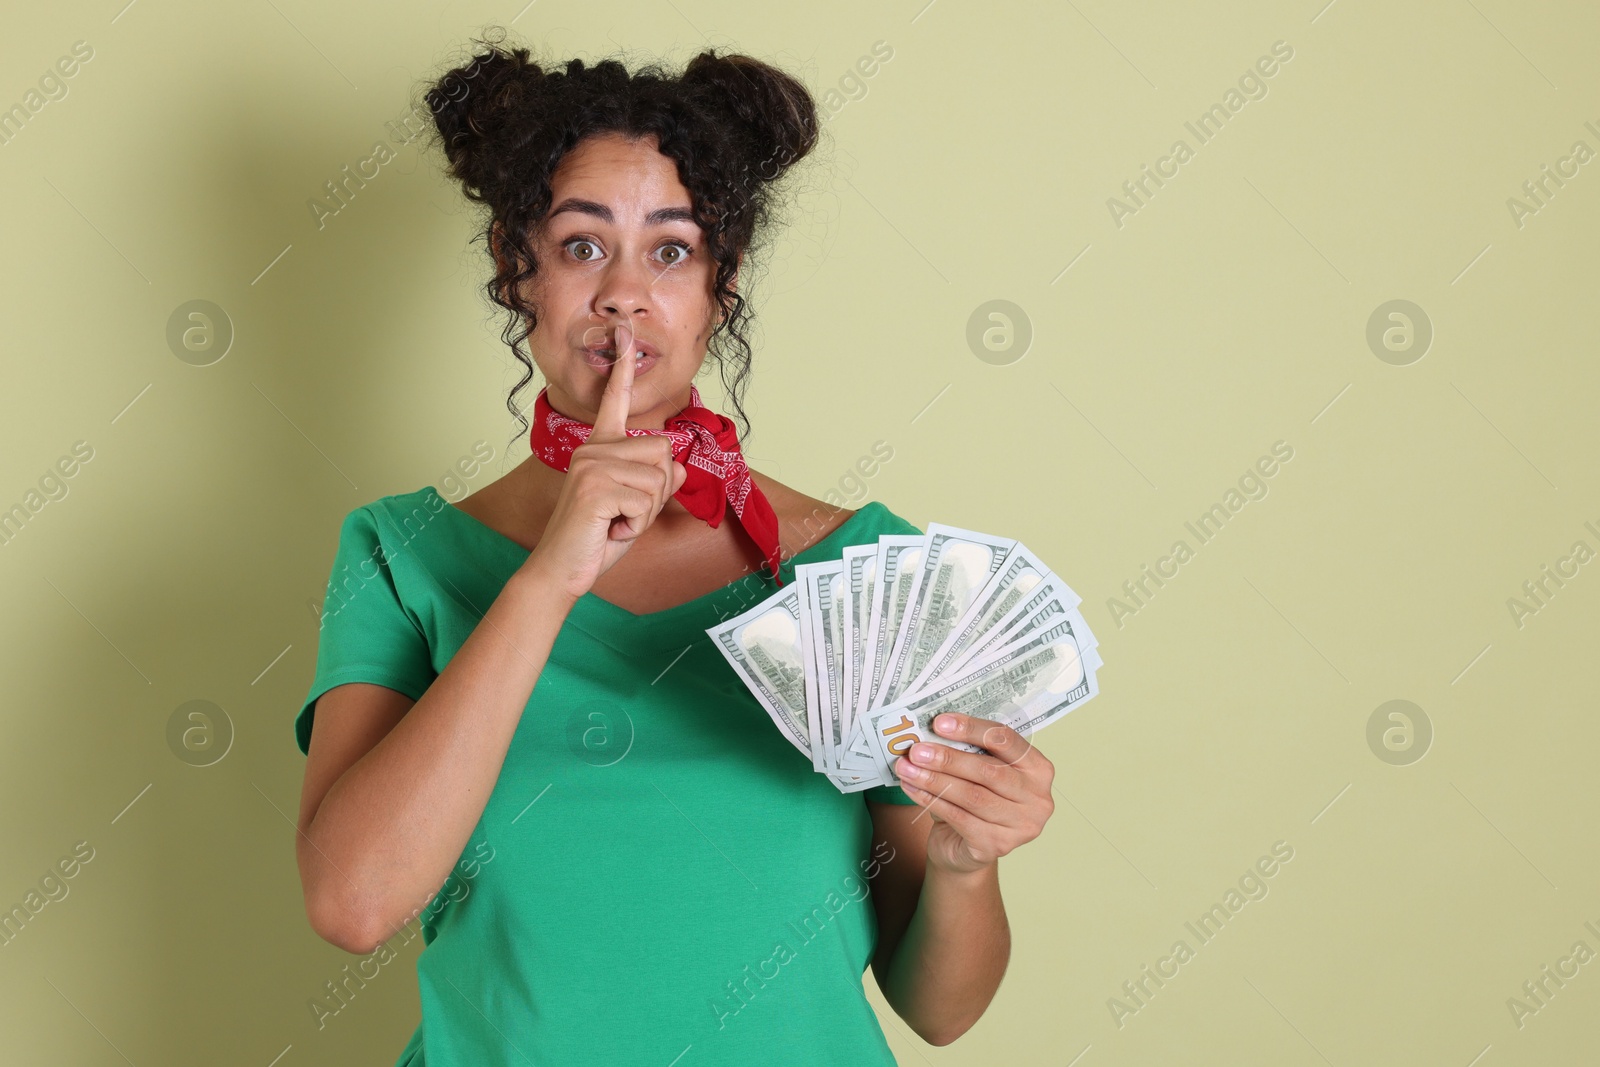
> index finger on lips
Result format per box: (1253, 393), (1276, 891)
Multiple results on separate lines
(588, 321), (636, 444)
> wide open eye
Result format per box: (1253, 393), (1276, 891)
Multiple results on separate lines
(655, 240), (693, 267)
(564, 237), (602, 262)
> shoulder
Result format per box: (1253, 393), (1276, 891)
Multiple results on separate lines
(750, 470), (855, 549)
(748, 470), (922, 555)
(352, 487), (447, 526)
(330, 487), (449, 554)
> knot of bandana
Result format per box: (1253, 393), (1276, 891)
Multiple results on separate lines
(529, 384), (785, 586)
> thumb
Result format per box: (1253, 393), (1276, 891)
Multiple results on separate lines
(672, 460), (688, 491)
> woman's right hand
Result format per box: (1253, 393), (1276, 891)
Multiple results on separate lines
(523, 322), (688, 603)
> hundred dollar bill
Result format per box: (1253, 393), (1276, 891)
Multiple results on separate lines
(864, 642), (1102, 779)
(861, 614), (1101, 776)
(843, 715), (877, 771)
(963, 575), (1097, 679)
(792, 565), (826, 771)
(898, 541), (1059, 699)
(844, 535), (929, 770)
(874, 524), (1015, 714)
(840, 544), (877, 728)
(705, 584), (814, 758)
(837, 545), (890, 780)
(826, 771), (879, 793)
(797, 559), (852, 777)
(905, 571), (1095, 701)
(852, 535), (926, 727)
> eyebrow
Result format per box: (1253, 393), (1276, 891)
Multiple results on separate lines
(546, 198), (697, 226)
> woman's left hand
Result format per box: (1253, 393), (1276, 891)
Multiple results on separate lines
(892, 713), (1056, 876)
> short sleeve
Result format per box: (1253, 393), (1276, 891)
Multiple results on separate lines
(295, 506), (436, 756)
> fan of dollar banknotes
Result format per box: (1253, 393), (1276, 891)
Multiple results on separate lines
(706, 523), (1103, 793)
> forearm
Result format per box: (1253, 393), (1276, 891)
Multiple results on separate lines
(302, 564), (575, 942)
(882, 858), (1011, 1046)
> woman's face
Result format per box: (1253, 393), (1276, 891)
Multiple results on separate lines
(522, 131), (723, 430)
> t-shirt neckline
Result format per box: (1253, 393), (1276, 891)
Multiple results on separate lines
(425, 484), (885, 633)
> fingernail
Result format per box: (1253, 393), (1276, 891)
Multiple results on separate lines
(910, 743), (935, 763)
(936, 715), (959, 734)
(898, 759), (927, 780)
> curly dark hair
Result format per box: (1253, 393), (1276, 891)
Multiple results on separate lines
(419, 27), (820, 454)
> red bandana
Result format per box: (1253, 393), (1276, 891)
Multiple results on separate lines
(530, 385), (786, 586)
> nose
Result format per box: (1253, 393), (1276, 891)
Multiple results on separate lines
(592, 247), (655, 324)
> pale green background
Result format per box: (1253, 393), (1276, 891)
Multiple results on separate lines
(1, 0), (1596, 1063)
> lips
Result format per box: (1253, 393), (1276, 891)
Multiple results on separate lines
(585, 338), (658, 360)
(581, 337), (661, 375)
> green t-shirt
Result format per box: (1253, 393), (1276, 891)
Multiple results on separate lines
(296, 485), (923, 1066)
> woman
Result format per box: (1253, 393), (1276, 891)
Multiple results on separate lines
(294, 33), (1056, 1065)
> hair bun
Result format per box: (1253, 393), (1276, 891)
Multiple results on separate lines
(682, 50), (818, 184)
(425, 37), (545, 201)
